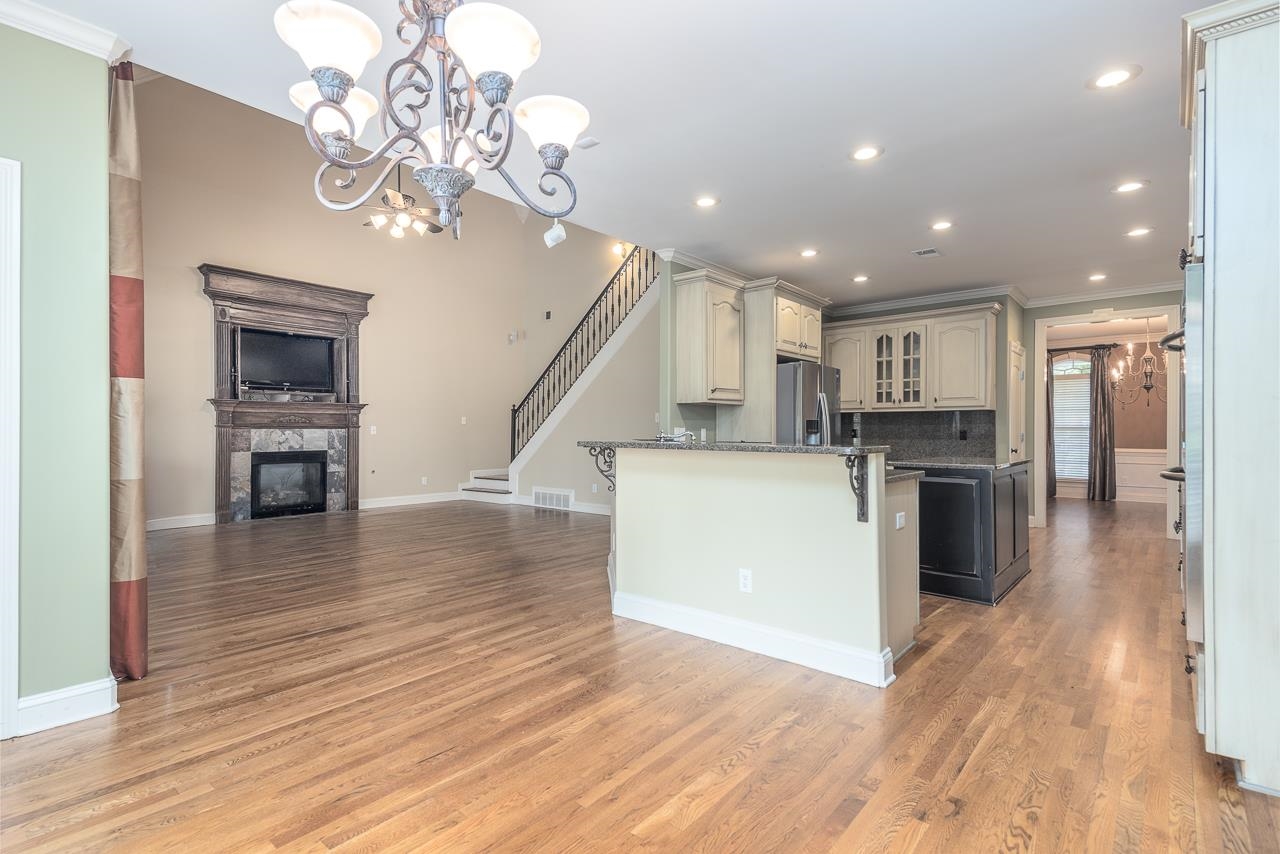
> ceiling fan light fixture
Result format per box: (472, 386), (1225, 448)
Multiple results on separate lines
(411, 219), (429, 236)
(369, 213), (388, 230)
(389, 224), (406, 239)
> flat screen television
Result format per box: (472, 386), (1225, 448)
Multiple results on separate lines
(238, 328), (334, 392)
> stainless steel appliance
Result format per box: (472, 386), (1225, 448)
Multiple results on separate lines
(776, 362), (840, 445)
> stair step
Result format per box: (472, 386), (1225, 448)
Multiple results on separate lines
(474, 473), (509, 482)
(462, 486), (512, 495)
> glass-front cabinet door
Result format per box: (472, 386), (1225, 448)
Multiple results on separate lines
(872, 329), (897, 408)
(898, 324), (927, 408)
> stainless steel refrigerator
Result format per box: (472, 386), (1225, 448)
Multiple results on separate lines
(776, 362), (840, 445)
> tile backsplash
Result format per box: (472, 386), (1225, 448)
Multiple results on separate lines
(843, 410), (997, 459)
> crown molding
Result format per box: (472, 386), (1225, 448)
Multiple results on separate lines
(1023, 281), (1183, 309)
(1181, 0), (1279, 126)
(655, 249), (750, 282)
(0, 0), (129, 62)
(828, 284), (1026, 319)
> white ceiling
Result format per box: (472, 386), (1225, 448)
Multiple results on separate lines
(37, 0), (1199, 306)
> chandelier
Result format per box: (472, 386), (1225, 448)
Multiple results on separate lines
(1110, 319), (1168, 408)
(274, 0), (589, 240)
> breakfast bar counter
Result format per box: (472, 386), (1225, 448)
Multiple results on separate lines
(578, 440), (917, 687)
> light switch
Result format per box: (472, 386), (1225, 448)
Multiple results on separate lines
(369, 425), (377, 435)
(895, 512), (907, 530)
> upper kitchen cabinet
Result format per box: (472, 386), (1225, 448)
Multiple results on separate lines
(674, 269), (746, 405)
(800, 304), (824, 361)
(931, 315), (996, 408)
(824, 302), (1001, 412)
(775, 297), (802, 356)
(824, 328), (867, 410)
(869, 323), (927, 409)
(770, 282), (827, 362)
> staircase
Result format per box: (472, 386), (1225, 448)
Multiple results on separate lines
(460, 469), (512, 499)
(509, 246), (659, 460)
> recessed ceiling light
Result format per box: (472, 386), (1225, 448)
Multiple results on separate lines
(851, 145), (883, 162)
(1088, 64), (1143, 90)
(1089, 273), (1107, 281)
(695, 196), (718, 208)
(852, 274), (869, 283)
(1126, 226), (1154, 237)
(1111, 180), (1150, 194)
(931, 221), (952, 231)
(800, 248), (819, 258)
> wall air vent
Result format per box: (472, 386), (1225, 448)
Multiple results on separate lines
(532, 487), (572, 511)
(911, 247), (944, 258)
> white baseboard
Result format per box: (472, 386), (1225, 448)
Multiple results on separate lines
(612, 592), (895, 688)
(146, 513), (216, 531)
(16, 676), (118, 736)
(359, 491), (461, 509)
(1236, 760), (1280, 798)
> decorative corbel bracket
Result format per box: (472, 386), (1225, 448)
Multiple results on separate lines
(843, 454), (869, 523)
(586, 445), (617, 492)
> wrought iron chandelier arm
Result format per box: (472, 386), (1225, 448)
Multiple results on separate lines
(312, 152), (426, 212)
(496, 165), (579, 219)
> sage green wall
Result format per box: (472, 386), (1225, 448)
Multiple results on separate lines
(0, 26), (111, 696)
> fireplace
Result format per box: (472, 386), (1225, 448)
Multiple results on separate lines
(251, 451), (328, 519)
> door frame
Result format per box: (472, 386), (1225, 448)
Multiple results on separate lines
(1032, 303), (1181, 538)
(1, 157), (21, 738)
(1008, 339), (1026, 461)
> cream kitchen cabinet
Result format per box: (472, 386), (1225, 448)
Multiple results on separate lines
(870, 323), (927, 410)
(824, 328), (867, 410)
(674, 270), (745, 405)
(824, 302), (1001, 413)
(930, 315), (995, 409)
(799, 304), (823, 361)
(775, 297), (802, 356)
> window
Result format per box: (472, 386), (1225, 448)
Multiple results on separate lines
(1053, 358), (1091, 480)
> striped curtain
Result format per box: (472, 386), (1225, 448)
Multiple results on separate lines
(109, 61), (148, 680)
(1087, 346), (1117, 501)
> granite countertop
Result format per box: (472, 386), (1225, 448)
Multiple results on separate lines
(577, 440), (891, 456)
(885, 468), (926, 484)
(888, 457), (1033, 471)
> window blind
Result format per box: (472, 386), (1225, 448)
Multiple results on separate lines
(1053, 374), (1091, 480)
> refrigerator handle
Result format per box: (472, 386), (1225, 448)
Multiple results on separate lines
(818, 392), (831, 446)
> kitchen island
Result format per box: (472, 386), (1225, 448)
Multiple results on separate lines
(888, 457), (1032, 605)
(578, 440), (920, 687)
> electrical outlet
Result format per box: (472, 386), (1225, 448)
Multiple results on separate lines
(738, 568), (753, 593)
(959, 430), (967, 440)
(896, 512), (907, 530)
(654, 412), (660, 424)
(421, 477), (429, 486)
(545, 310), (552, 320)
(591, 483), (598, 494)
(369, 425), (377, 435)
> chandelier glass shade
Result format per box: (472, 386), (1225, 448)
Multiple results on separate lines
(274, 0), (588, 239)
(1110, 319), (1168, 408)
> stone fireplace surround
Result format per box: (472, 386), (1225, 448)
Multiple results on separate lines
(202, 264), (372, 524)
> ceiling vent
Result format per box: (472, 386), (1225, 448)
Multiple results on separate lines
(911, 247), (944, 258)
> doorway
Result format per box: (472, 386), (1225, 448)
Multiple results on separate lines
(1032, 306), (1180, 538)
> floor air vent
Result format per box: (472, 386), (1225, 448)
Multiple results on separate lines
(533, 488), (572, 511)
(911, 247), (943, 258)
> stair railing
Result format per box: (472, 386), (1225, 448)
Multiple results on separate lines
(511, 246), (659, 459)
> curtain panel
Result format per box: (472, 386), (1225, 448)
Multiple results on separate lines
(1087, 346), (1117, 501)
(109, 61), (148, 680)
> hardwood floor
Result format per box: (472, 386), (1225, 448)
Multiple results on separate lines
(2, 498), (1277, 852)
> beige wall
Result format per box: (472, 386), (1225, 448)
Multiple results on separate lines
(1114, 371), (1167, 449)
(137, 77), (625, 521)
(514, 291), (659, 504)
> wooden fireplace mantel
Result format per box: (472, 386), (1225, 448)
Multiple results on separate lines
(202, 264), (373, 523)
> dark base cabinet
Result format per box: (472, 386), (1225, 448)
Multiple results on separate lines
(914, 464), (1031, 605)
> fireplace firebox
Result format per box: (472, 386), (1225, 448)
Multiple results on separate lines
(251, 451), (328, 519)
